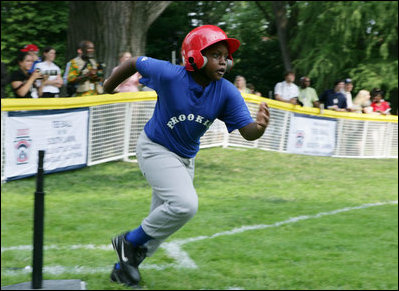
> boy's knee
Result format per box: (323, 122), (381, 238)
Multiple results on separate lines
(172, 195), (198, 219)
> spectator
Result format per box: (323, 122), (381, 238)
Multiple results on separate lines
(63, 46), (83, 97)
(1, 62), (9, 98)
(35, 46), (63, 97)
(9, 51), (44, 98)
(343, 78), (354, 110)
(247, 83), (262, 96)
(67, 40), (104, 97)
(234, 75), (251, 94)
(274, 71), (299, 104)
(111, 52), (140, 93)
(320, 80), (347, 111)
(298, 76), (320, 108)
(351, 90), (373, 114)
(20, 44), (41, 74)
(370, 88), (391, 115)
(319, 80), (343, 104)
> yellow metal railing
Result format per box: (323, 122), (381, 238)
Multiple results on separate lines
(2, 92), (397, 123)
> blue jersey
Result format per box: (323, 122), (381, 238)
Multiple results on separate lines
(136, 56), (253, 158)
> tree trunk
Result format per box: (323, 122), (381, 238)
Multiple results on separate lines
(67, 1), (171, 78)
(272, 1), (292, 72)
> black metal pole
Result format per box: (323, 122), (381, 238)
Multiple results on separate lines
(32, 150), (45, 289)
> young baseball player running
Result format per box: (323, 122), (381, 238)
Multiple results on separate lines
(103, 25), (270, 287)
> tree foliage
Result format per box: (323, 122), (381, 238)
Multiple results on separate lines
(220, 1), (284, 96)
(290, 1), (398, 97)
(1, 1), (69, 69)
(146, 1), (236, 63)
(1, 1), (397, 107)
(146, 1), (197, 63)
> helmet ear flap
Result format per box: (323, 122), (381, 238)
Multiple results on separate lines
(187, 50), (207, 71)
(226, 59), (233, 73)
(202, 56), (208, 69)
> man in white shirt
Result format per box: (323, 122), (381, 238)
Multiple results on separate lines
(274, 71), (300, 104)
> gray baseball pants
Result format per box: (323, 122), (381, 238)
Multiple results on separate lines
(136, 130), (198, 256)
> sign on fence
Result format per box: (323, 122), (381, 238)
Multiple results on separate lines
(4, 108), (88, 181)
(286, 113), (337, 156)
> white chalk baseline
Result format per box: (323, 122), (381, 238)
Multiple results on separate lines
(2, 200), (397, 276)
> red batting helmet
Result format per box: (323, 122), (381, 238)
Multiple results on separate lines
(181, 25), (240, 72)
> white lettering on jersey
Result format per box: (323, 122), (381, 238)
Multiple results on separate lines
(195, 115), (204, 123)
(166, 114), (213, 130)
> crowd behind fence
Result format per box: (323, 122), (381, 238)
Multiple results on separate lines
(1, 92), (397, 182)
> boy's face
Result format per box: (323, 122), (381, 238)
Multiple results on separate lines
(202, 42), (229, 81)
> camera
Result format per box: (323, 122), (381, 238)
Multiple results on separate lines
(43, 70), (58, 76)
(35, 68), (58, 76)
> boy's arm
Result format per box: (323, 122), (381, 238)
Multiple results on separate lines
(104, 57), (139, 94)
(239, 102), (270, 141)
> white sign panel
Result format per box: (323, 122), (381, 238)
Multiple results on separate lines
(287, 113), (336, 156)
(5, 109), (88, 180)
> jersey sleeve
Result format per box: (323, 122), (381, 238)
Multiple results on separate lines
(135, 56), (178, 91)
(218, 83), (254, 133)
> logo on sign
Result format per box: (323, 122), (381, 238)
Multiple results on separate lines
(14, 129), (32, 165)
(295, 130), (305, 148)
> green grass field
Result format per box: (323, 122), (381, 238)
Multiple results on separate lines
(1, 147), (398, 290)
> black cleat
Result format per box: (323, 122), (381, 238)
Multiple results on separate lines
(112, 232), (147, 284)
(110, 263), (138, 287)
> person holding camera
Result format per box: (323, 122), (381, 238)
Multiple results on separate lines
(66, 40), (104, 97)
(35, 46), (63, 97)
(9, 51), (45, 98)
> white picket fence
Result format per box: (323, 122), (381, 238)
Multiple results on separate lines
(1, 92), (397, 182)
